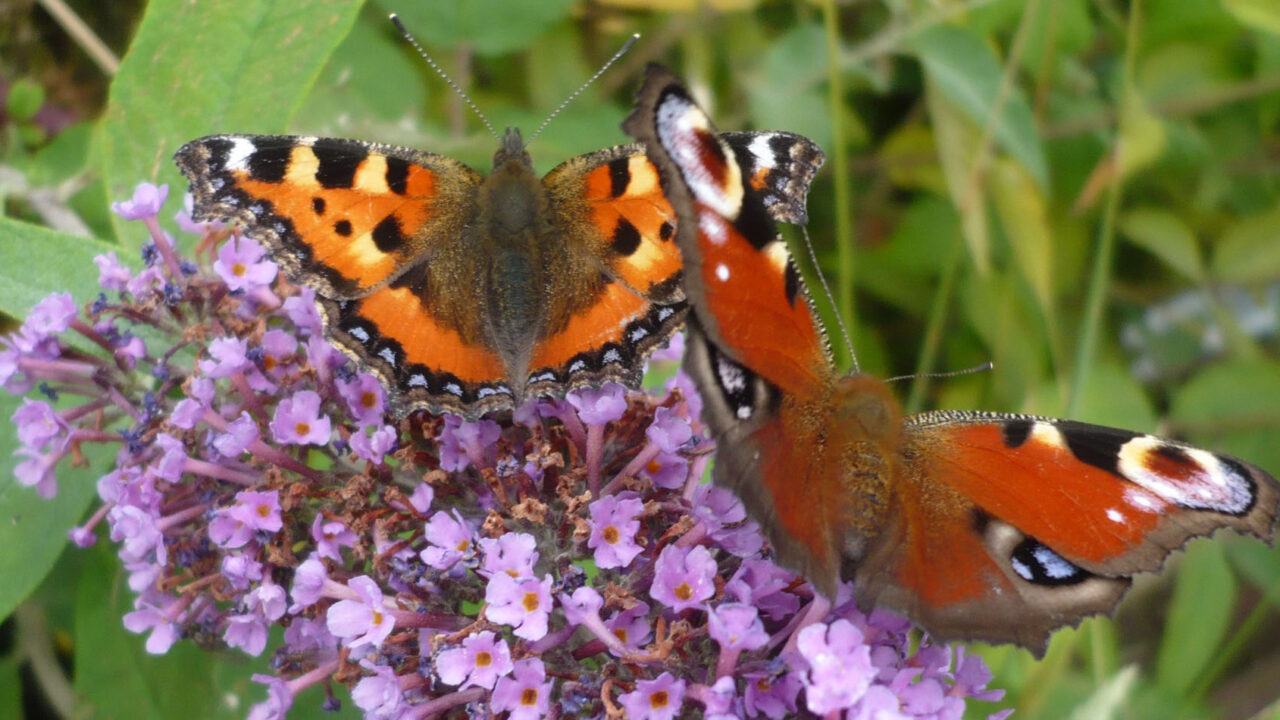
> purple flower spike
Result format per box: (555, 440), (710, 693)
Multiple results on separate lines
(247, 674), (294, 720)
(435, 630), (513, 690)
(311, 515), (357, 562)
(619, 672), (686, 720)
(269, 390), (331, 446)
(337, 372), (386, 426)
(708, 602), (768, 652)
(326, 575), (395, 649)
(95, 251), (133, 291)
(111, 182), (169, 220)
(650, 544), (716, 612)
(645, 406), (692, 453)
(213, 237), (279, 292)
(479, 532), (539, 579)
(199, 336), (250, 378)
(438, 415), (501, 471)
(797, 619), (874, 713)
(421, 509), (474, 570)
(566, 382), (628, 426)
(0, 197), (1008, 720)
(213, 411), (260, 457)
(209, 490), (283, 549)
(13, 398), (68, 452)
(587, 493), (645, 569)
(25, 292), (77, 338)
(485, 572), (553, 641)
(352, 660), (406, 717)
(349, 424), (397, 463)
(640, 451), (687, 490)
(492, 657), (552, 720)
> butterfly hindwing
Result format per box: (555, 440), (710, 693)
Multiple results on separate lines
(855, 411), (1280, 652)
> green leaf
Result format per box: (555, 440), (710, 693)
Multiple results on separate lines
(0, 655), (21, 718)
(1223, 0), (1280, 36)
(0, 217), (123, 319)
(1024, 361), (1158, 431)
(1211, 203), (1280, 284)
(1155, 540), (1235, 695)
(1118, 207), (1205, 282)
(74, 545), (250, 719)
(1169, 359), (1280, 473)
(6, 78), (45, 122)
(0, 393), (102, 622)
(907, 25), (1049, 191)
(94, 0), (365, 247)
(390, 0), (575, 56)
(991, 157), (1054, 320)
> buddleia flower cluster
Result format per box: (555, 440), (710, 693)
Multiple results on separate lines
(3, 182), (1010, 719)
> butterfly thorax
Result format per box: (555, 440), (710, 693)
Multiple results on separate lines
(472, 128), (558, 396)
(828, 374), (900, 571)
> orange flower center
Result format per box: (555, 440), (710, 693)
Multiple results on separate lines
(475, 651), (492, 668)
(650, 690), (670, 709)
(295, 422), (310, 436)
(360, 391), (377, 409)
(522, 592), (541, 612)
(520, 688), (539, 706)
(232, 262), (246, 277)
(674, 582), (693, 601)
(646, 458), (662, 473)
(602, 526), (619, 544)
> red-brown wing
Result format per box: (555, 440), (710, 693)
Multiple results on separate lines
(853, 411), (1280, 654)
(623, 66), (831, 399)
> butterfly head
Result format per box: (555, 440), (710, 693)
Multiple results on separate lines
(493, 127), (532, 171)
(834, 374), (903, 447)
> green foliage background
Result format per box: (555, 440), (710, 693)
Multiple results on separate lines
(2, 0), (1280, 717)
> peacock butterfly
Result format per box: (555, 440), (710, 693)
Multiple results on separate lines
(623, 64), (1280, 654)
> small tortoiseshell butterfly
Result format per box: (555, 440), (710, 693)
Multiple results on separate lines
(624, 63), (1280, 654)
(174, 105), (821, 419)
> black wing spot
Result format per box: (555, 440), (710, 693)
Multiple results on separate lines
(1153, 443), (1194, 467)
(783, 260), (801, 307)
(385, 156), (409, 195)
(371, 215), (406, 253)
(659, 221), (674, 241)
(608, 157), (631, 198)
(1059, 421), (1137, 477)
(612, 218), (643, 256)
(732, 191), (778, 250)
(246, 145), (290, 183)
(1010, 538), (1088, 586)
(1001, 419), (1033, 448)
(334, 219), (353, 237)
(312, 138), (363, 189)
(312, 197), (326, 215)
(971, 508), (991, 534)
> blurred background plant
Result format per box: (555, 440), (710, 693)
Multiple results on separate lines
(1, 0), (1279, 718)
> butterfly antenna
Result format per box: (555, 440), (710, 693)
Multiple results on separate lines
(390, 13), (500, 141)
(884, 361), (994, 384)
(800, 225), (859, 373)
(527, 33), (640, 144)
